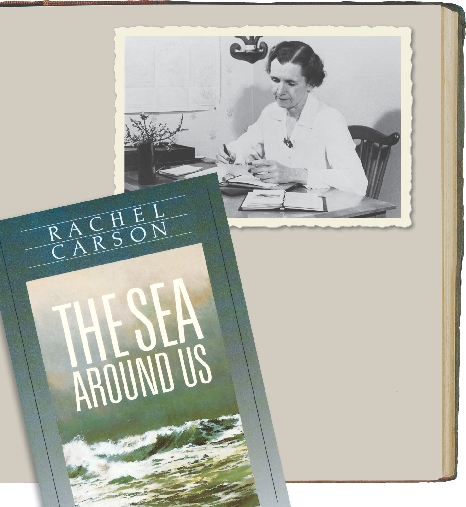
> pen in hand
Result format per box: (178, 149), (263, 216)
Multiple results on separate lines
(223, 144), (234, 164)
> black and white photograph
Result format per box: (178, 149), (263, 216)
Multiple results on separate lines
(115, 26), (411, 227)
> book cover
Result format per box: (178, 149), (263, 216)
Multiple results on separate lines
(0, 175), (289, 507)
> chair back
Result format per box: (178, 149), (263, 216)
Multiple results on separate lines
(348, 125), (400, 199)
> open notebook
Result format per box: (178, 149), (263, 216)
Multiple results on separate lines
(240, 189), (325, 211)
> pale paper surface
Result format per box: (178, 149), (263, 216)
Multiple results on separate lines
(114, 25), (412, 228)
(125, 36), (220, 112)
(0, 3), (445, 483)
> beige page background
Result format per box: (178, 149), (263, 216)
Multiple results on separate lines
(0, 4), (444, 482)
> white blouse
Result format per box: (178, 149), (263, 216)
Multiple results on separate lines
(227, 94), (368, 196)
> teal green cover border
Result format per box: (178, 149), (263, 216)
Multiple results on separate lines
(0, 174), (290, 507)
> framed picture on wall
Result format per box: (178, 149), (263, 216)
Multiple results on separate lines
(115, 26), (411, 227)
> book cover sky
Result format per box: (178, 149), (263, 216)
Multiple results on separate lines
(26, 243), (259, 507)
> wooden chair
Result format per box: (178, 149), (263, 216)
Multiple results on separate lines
(348, 126), (400, 199)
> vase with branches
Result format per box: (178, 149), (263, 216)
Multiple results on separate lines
(125, 113), (187, 184)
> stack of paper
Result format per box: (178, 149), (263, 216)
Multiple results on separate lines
(161, 164), (278, 189)
(158, 165), (203, 178)
(184, 166), (226, 181)
(184, 164), (251, 183)
(226, 174), (279, 189)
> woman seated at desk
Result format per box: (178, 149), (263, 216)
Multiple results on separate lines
(217, 41), (368, 197)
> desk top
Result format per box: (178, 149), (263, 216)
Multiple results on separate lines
(124, 165), (396, 219)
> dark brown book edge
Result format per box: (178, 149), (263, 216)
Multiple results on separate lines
(441, 2), (464, 482)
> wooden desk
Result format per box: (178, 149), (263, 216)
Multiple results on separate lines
(124, 165), (396, 219)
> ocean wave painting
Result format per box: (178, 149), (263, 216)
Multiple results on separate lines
(64, 414), (259, 507)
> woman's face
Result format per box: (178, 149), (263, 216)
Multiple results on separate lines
(269, 59), (310, 111)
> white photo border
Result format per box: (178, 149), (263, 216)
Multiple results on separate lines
(115, 26), (412, 228)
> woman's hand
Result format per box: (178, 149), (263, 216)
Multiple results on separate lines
(249, 160), (307, 185)
(216, 146), (236, 164)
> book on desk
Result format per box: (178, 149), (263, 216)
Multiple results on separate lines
(240, 188), (326, 212)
